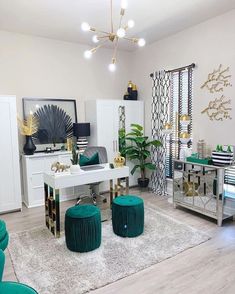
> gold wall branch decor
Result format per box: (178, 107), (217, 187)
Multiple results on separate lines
(201, 64), (232, 93)
(201, 95), (232, 121)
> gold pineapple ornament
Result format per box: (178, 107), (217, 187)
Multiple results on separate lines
(114, 152), (125, 168)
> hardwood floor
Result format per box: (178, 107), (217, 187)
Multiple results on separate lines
(1, 188), (235, 294)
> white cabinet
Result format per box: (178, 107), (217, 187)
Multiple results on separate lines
(22, 151), (86, 207)
(85, 100), (144, 187)
(0, 96), (22, 213)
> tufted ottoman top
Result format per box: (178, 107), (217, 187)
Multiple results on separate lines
(113, 195), (143, 207)
(65, 205), (100, 219)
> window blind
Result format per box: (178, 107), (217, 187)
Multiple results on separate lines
(166, 66), (193, 178)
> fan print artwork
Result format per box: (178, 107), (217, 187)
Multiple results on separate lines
(34, 105), (73, 146)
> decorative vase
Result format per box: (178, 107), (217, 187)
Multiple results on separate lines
(138, 178), (149, 188)
(23, 135), (36, 155)
(130, 90), (138, 100)
(114, 152), (125, 168)
(70, 164), (81, 174)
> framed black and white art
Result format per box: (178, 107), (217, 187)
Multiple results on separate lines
(23, 98), (77, 151)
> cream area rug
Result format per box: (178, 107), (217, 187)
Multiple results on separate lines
(8, 206), (210, 294)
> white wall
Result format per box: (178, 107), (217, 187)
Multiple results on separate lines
(0, 30), (131, 123)
(130, 9), (235, 151)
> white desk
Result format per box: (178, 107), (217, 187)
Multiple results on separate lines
(44, 164), (129, 237)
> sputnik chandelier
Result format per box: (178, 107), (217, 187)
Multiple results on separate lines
(81, 0), (146, 72)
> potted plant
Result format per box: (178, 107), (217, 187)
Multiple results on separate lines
(124, 124), (162, 188)
(18, 114), (38, 155)
(70, 144), (80, 174)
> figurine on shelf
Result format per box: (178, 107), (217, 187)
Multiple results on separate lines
(114, 152), (125, 168)
(51, 162), (70, 173)
(123, 81), (138, 100)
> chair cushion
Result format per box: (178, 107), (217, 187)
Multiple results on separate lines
(79, 152), (99, 166)
(66, 205), (100, 219)
(0, 282), (38, 293)
(0, 220), (7, 240)
(0, 232), (9, 251)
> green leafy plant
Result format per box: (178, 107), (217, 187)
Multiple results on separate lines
(125, 124), (162, 179)
(118, 128), (126, 158)
(71, 144), (79, 165)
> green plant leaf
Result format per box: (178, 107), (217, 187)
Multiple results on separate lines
(130, 123), (143, 131)
(142, 150), (151, 157)
(135, 137), (146, 144)
(146, 140), (162, 147)
(126, 130), (142, 137)
(144, 162), (156, 170)
(131, 165), (140, 175)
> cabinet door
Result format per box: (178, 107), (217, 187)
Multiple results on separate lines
(96, 101), (118, 162)
(125, 101), (144, 132)
(0, 96), (21, 212)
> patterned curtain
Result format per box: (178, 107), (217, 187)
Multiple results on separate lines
(150, 70), (171, 195)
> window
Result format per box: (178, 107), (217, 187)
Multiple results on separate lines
(166, 66), (194, 178)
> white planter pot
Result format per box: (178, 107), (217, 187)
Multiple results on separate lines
(70, 164), (81, 174)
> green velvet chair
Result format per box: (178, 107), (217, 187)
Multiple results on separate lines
(0, 220), (9, 251)
(112, 195), (144, 237)
(0, 249), (38, 293)
(65, 204), (101, 252)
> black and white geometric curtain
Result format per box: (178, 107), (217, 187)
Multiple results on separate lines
(150, 70), (171, 195)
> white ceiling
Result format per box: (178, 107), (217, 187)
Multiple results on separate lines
(0, 0), (234, 51)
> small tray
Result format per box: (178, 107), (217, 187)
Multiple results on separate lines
(186, 157), (213, 165)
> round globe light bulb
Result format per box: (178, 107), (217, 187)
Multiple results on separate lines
(117, 28), (126, 38)
(109, 63), (116, 72)
(138, 38), (146, 47)
(92, 35), (99, 43)
(84, 50), (92, 59)
(127, 20), (135, 28)
(81, 22), (90, 32)
(121, 0), (128, 9)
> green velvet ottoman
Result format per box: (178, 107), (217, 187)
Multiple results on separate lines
(0, 220), (9, 251)
(65, 205), (101, 252)
(0, 249), (38, 293)
(112, 195), (144, 238)
(0, 282), (38, 294)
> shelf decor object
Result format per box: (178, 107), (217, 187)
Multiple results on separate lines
(201, 64), (232, 93)
(81, 0), (146, 72)
(73, 123), (91, 154)
(70, 143), (80, 174)
(201, 95), (232, 121)
(179, 114), (191, 127)
(18, 114), (38, 155)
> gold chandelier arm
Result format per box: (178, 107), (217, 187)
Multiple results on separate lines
(91, 38), (110, 53)
(119, 15), (124, 29)
(97, 35), (110, 40)
(110, 0), (114, 33)
(112, 38), (119, 60)
(88, 27), (110, 35)
(123, 37), (138, 43)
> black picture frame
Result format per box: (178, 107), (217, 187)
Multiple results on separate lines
(22, 98), (77, 151)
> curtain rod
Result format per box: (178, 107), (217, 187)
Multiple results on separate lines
(150, 63), (196, 77)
